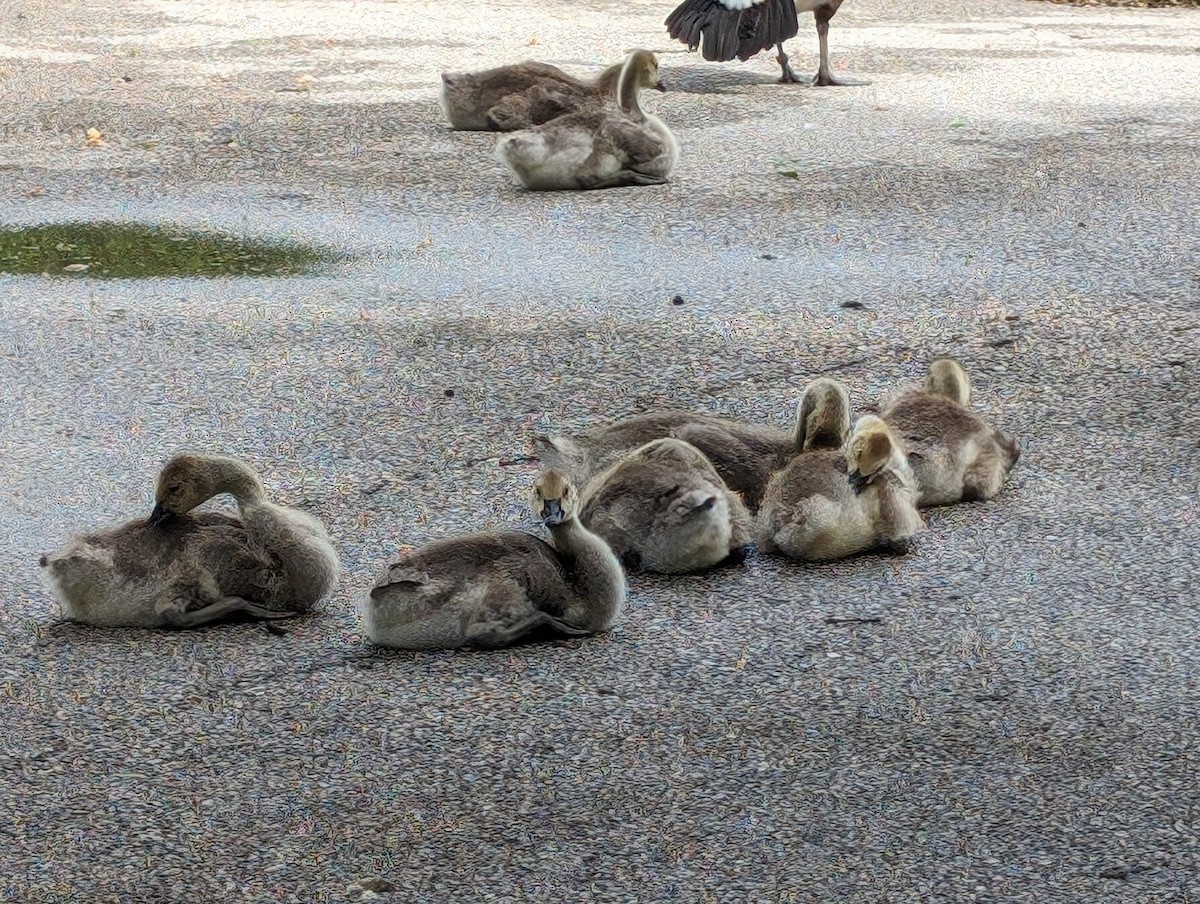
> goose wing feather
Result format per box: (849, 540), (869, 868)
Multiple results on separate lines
(666, 0), (800, 63)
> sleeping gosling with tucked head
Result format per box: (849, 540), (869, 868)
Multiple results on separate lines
(577, 438), (752, 574)
(439, 58), (635, 132)
(536, 377), (851, 513)
(494, 49), (678, 191)
(39, 453), (340, 629)
(881, 358), (1021, 507)
(360, 469), (626, 651)
(757, 406), (925, 562)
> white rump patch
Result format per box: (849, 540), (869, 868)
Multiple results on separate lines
(720, 0), (762, 9)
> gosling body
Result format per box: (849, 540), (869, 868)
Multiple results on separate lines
(757, 414), (924, 562)
(536, 378), (849, 512)
(439, 60), (624, 131)
(579, 438), (752, 574)
(361, 470), (625, 651)
(39, 454), (339, 629)
(495, 49), (678, 191)
(882, 359), (1021, 507)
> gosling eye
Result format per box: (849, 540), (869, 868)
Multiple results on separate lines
(167, 484), (182, 495)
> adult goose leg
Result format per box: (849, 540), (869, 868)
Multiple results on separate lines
(813, 3), (855, 86)
(776, 42), (804, 84)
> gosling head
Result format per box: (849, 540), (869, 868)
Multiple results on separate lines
(533, 469), (578, 527)
(627, 49), (666, 92)
(845, 415), (904, 495)
(795, 378), (852, 452)
(926, 358), (971, 407)
(150, 453), (260, 525)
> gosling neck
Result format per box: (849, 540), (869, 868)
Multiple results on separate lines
(927, 367), (971, 406)
(794, 409), (847, 453)
(215, 460), (268, 508)
(616, 60), (645, 123)
(548, 517), (625, 630)
(795, 387), (850, 452)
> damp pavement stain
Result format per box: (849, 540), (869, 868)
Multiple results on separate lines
(0, 222), (339, 278)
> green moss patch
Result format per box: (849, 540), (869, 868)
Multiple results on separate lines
(0, 222), (337, 278)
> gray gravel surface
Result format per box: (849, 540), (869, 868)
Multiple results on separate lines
(3, 0), (1200, 901)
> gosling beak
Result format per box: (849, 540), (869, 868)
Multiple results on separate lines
(541, 499), (566, 526)
(148, 502), (174, 526)
(655, 79), (666, 92)
(847, 471), (869, 496)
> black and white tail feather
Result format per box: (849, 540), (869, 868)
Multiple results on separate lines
(666, 0), (801, 64)
(665, 0), (854, 86)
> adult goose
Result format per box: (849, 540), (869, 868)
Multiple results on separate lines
(666, 0), (855, 86)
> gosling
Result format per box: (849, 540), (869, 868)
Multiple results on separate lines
(881, 358), (1021, 506)
(578, 438), (752, 574)
(360, 469), (626, 650)
(757, 413), (925, 561)
(39, 453), (339, 628)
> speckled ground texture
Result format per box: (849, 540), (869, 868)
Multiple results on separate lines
(2, 0), (1199, 901)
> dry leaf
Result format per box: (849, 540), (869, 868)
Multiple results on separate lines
(527, 35), (539, 45)
(85, 127), (106, 148)
(63, 263), (90, 272)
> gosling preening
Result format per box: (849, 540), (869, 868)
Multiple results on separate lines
(39, 454), (340, 629)
(666, 0), (855, 86)
(438, 59), (633, 132)
(494, 49), (679, 191)
(881, 358), (1022, 507)
(578, 438), (753, 574)
(360, 470), (626, 651)
(757, 412), (925, 562)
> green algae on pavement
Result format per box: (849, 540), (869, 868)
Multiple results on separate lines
(0, 222), (337, 278)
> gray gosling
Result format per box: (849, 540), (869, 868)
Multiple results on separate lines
(881, 358), (1021, 507)
(494, 49), (679, 191)
(360, 469), (626, 651)
(535, 381), (845, 511)
(578, 438), (753, 574)
(439, 58), (641, 132)
(39, 453), (340, 629)
(757, 411), (925, 562)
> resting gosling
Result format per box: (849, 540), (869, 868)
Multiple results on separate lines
(757, 414), (925, 561)
(39, 453), (340, 628)
(578, 438), (752, 574)
(494, 49), (678, 191)
(666, 0), (855, 86)
(881, 358), (1021, 507)
(361, 469), (625, 651)
(535, 379), (848, 511)
(439, 59), (638, 132)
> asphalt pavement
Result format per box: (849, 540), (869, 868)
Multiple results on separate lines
(1, 0), (1199, 901)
